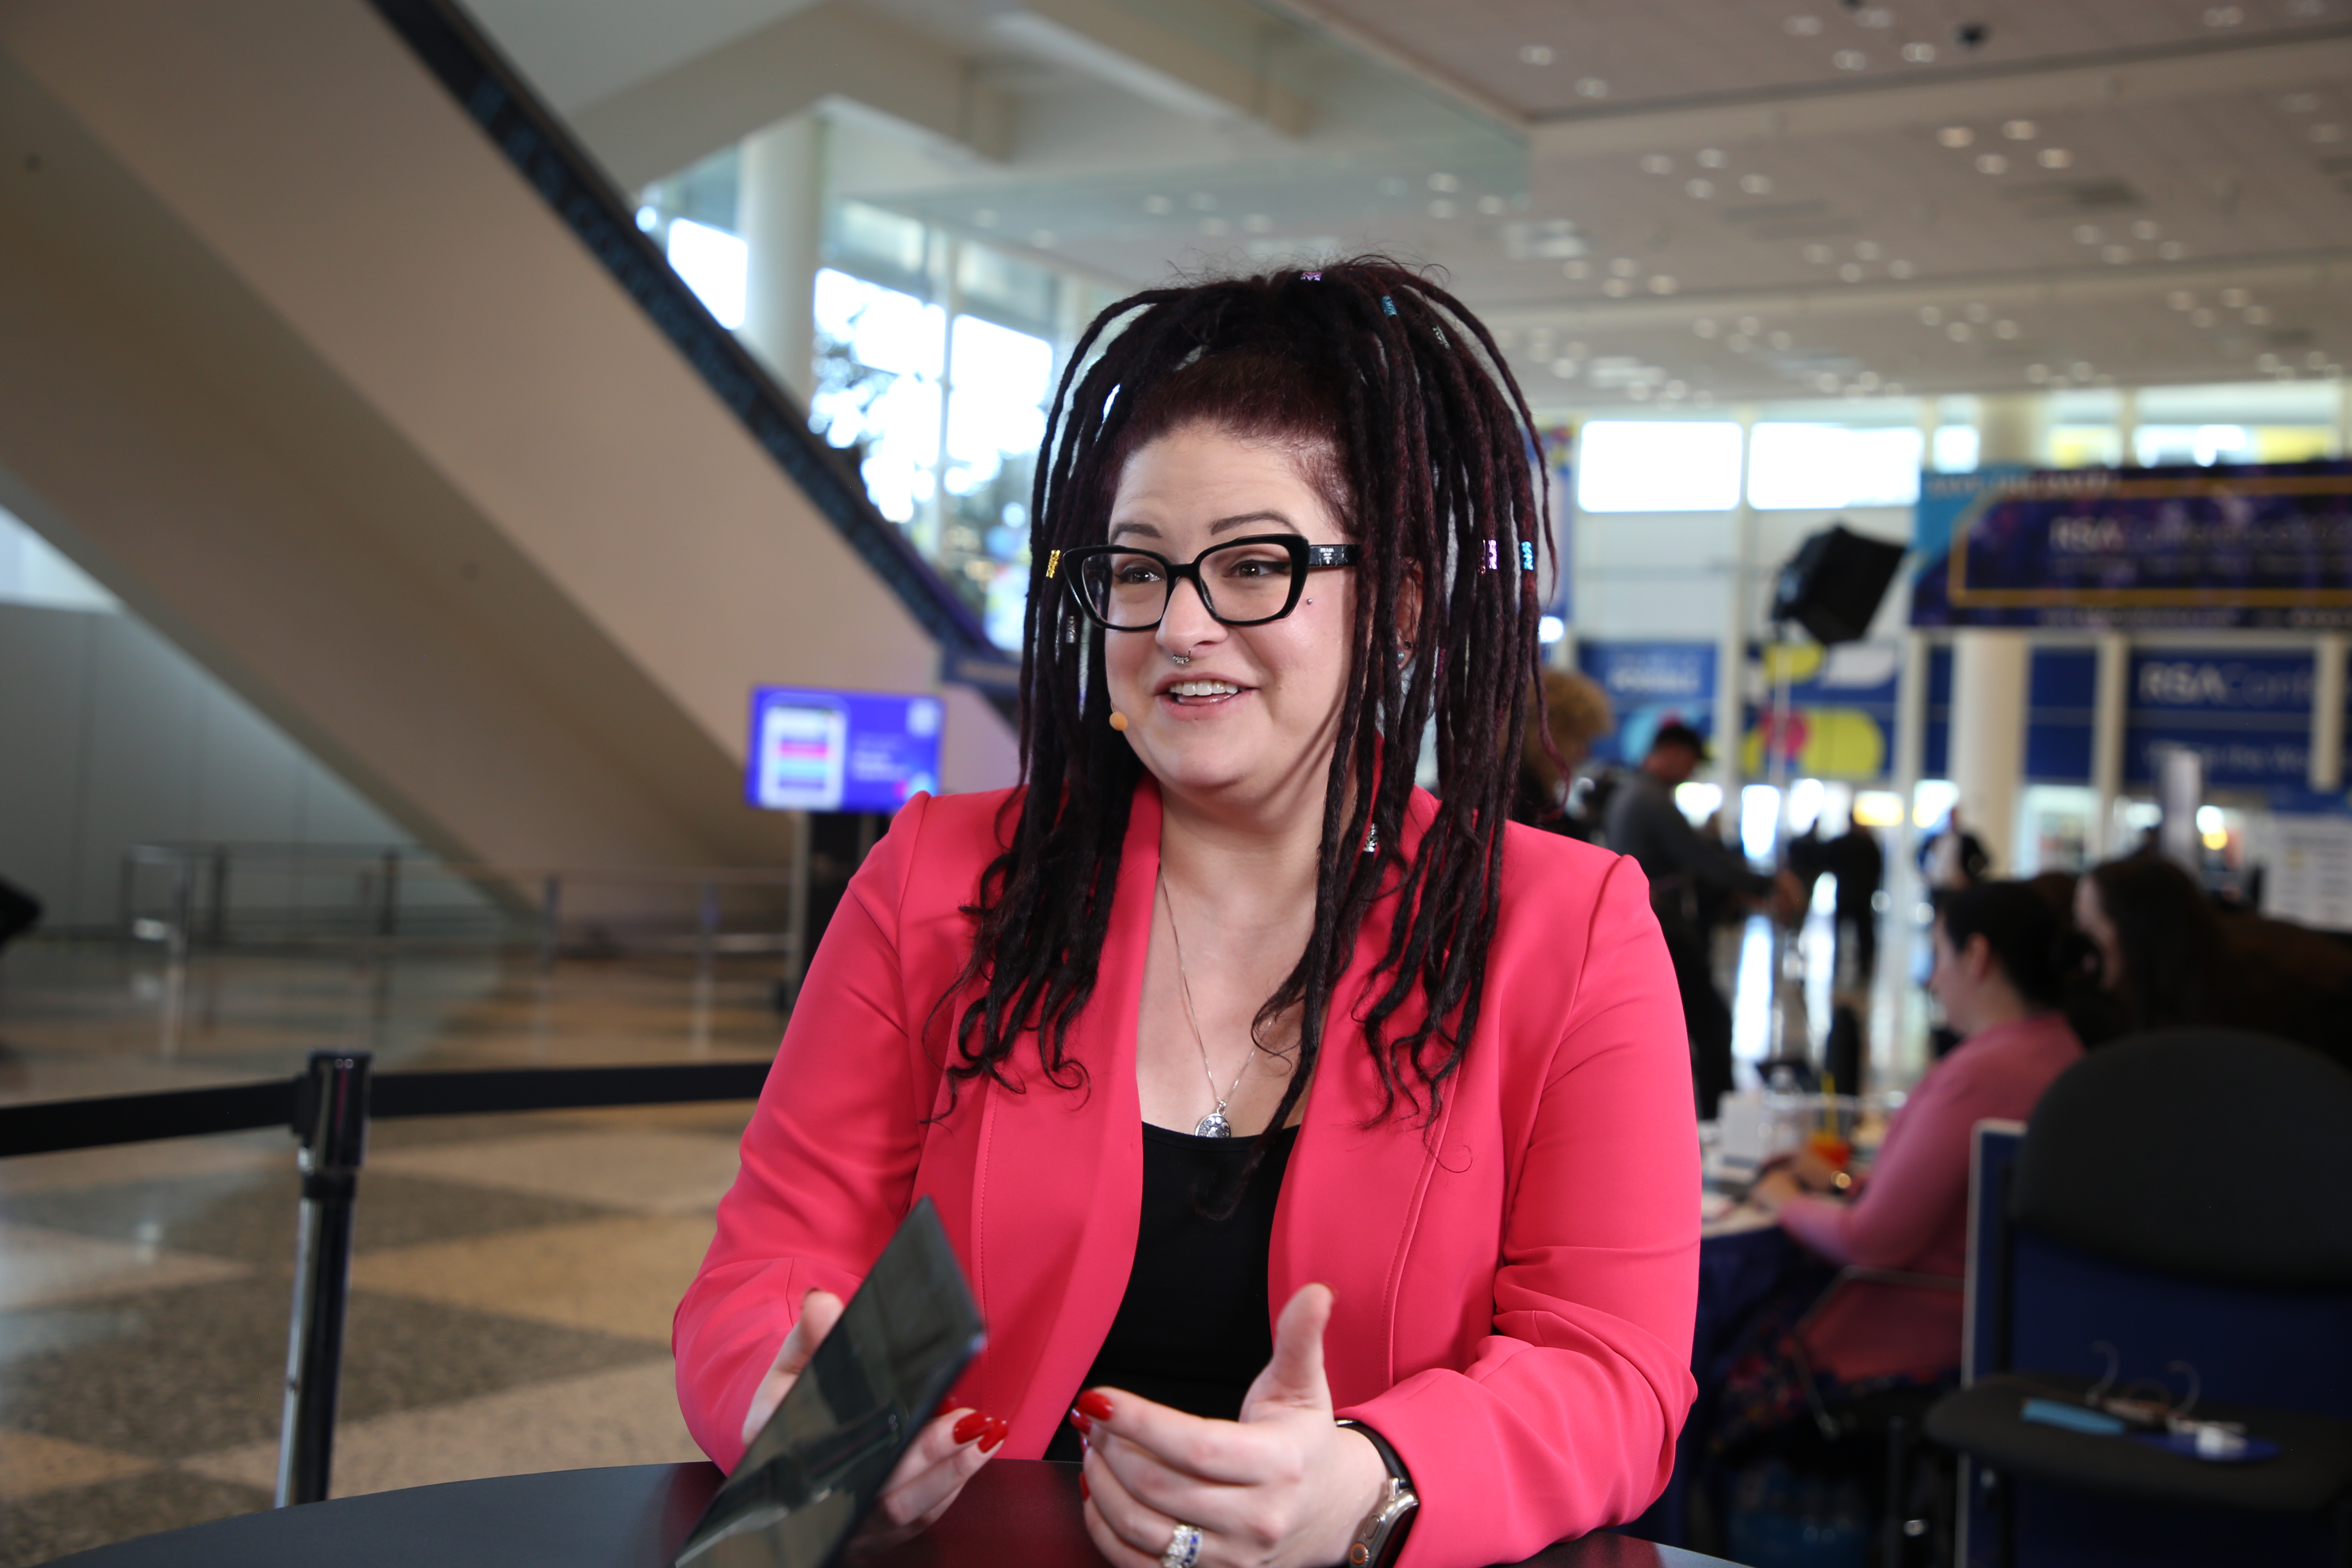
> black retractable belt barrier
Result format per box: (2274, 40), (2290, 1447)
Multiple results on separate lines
(0, 1056), (773, 1508)
(278, 1051), (371, 1507)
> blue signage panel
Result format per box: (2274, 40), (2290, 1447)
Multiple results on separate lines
(1578, 641), (1715, 765)
(1912, 461), (2352, 630)
(2124, 650), (2348, 790)
(1741, 641), (1901, 781)
(746, 686), (944, 813)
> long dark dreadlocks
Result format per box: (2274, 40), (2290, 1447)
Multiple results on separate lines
(943, 258), (1550, 1144)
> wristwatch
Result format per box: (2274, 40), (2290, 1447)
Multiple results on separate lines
(1335, 1419), (1418, 1568)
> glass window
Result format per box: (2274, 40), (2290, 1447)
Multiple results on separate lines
(666, 218), (747, 329)
(1932, 425), (1980, 472)
(811, 268), (946, 526)
(1746, 424), (1924, 509)
(0, 506), (116, 612)
(1575, 422), (1745, 512)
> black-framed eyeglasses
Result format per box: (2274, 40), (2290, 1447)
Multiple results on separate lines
(1048, 534), (1358, 631)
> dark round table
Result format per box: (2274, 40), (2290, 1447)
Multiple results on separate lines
(48, 1459), (1747, 1567)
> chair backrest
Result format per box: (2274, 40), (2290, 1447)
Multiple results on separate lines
(2012, 1028), (2352, 1288)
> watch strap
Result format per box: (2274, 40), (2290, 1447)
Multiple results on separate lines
(1335, 1419), (1418, 1568)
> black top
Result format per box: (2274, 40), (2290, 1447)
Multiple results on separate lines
(1042, 1121), (1299, 1463)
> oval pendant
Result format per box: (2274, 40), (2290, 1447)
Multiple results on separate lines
(1194, 1109), (1233, 1138)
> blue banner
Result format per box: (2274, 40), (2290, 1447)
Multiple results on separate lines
(1742, 642), (1901, 781)
(1911, 460), (2352, 629)
(1579, 642), (1715, 764)
(2125, 650), (2349, 790)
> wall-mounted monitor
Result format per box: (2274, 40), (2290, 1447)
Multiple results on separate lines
(746, 686), (943, 814)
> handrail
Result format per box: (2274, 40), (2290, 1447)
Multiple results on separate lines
(0, 1055), (771, 1505)
(366, 0), (1018, 701)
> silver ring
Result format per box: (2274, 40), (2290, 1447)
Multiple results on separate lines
(1171, 652), (1192, 665)
(1160, 1522), (1203, 1568)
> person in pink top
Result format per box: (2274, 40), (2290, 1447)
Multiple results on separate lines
(672, 262), (1701, 1568)
(1751, 880), (2085, 1391)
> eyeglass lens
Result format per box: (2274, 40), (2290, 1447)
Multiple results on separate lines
(1077, 541), (1299, 628)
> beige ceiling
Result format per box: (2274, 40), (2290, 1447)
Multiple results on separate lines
(465, 0), (2352, 410)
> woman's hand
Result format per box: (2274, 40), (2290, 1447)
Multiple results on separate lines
(1077, 1284), (1388, 1568)
(742, 1289), (1007, 1551)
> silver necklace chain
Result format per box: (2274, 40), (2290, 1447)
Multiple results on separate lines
(1158, 870), (1249, 1138)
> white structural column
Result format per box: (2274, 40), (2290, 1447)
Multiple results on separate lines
(1948, 393), (2045, 873)
(2315, 634), (2348, 793)
(2090, 632), (2131, 857)
(1713, 406), (1758, 828)
(737, 114), (827, 406)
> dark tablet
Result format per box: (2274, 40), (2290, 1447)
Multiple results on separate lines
(674, 1198), (986, 1568)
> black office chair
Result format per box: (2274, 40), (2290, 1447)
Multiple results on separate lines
(1925, 1029), (2352, 1567)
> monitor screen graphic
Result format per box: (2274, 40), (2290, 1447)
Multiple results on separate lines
(746, 687), (943, 814)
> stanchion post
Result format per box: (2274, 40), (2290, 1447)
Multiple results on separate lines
(161, 859), (194, 1058)
(276, 1050), (371, 1507)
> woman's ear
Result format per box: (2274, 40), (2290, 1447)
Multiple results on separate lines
(1395, 561), (1424, 655)
(1963, 932), (1999, 985)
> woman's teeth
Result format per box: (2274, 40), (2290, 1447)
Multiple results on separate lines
(1168, 681), (1241, 699)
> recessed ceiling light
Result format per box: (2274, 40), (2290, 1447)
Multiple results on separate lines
(2258, 352), (2282, 371)
(2202, 4), (2244, 25)
(1687, 179), (1717, 198)
(2309, 351), (2331, 369)
(1428, 172), (1460, 192)
(1786, 14), (1824, 35)
(1858, 7), (1894, 25)
(2003, 119), (2039, 140)
(2131, 220), (2160, 241)
(2027, 364), (2051, 383)
(1939, 126), (1975, 148)
(1804, 244), (1834, 263)
(1948, 322), (1972, 340)
(1994, 320), (2019, 339)
(1602, 278), (1633, 297)
(1610, 257), (1640, 277)
(2168, 291), (2197, 309)
(1242, 214), (1272, 233)
(1814, 373), (1841, 392)
(1855, 371), (1883, 392)
(1965, 303), (1991, 323)
(1919, 305), (1944, 325)
(1575, 77), (1609, 98)
(1552, 358), (1580, 378)
(1888, 259), (1914, 278)
(1517, 43), (1555, 65)
(1975, 153), (2009, 174)
(2039, 148), (2073, 169)
(1649, 276), (1680, 294)
(1839, 262), (1865, 281)
(1854, 240), (1883, 260)
(2159, 241), (2187, 260)
(2073, 224), (2102, 244)
(2103, 245), (2132, 263)
(2245, 305), (2272, 324)
(1641, 153), (1675, 175)
(2221, 287), (2251, 306)
(1833, 50), (1868, 69)
(2070, 361), (2095, 379)
(1477, 194), (1508, 215)
(1143, 195), (1173, 214)
(1738, 316), (1762, 334)
(1564, 259), (1592, 279)
(1740, 174), (1773, 195)
(1697, 148), (1729, 168)
(1694, 318), (1719, 337)
(1769, 331), (1794, 349)
(1883, 382), (1905, 396)
(1901, 42), (1937, 63)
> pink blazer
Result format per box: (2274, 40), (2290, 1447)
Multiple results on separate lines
(674, 781), (1700, 1568)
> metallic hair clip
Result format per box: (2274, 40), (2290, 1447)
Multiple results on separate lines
(1484, 539), (1498, 572)
(1521, 540), (1536, 572)
(1045, 549), (1061, 579)
(1301, 270), (1323, 281)
(1380, 295), (1397, 316)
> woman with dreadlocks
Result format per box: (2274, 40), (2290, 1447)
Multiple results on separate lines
(675, 260), (1698, 1568)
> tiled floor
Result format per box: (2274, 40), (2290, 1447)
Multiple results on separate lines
(0, 941), (780, 1566)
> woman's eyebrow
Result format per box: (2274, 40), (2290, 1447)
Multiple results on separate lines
(1107, 521), (1161, 542)
(1210, 510), (1293, 534)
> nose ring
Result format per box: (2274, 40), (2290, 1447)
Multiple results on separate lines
(1171, 652), (1192, 666)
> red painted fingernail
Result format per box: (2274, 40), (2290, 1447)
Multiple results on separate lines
(952, 1413), (989, 1444)
(1066, 1409), (1093, 1436)
(978, 1419), (1008, 1453)
(1075, 1390), (1113, 1422)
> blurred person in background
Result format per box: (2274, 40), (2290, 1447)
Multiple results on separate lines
(1736, 881), (2086, 1430)
(1918, 805), (1990, 891)
(1789, 818), (1885, 989)
(1606, 722), (1801, 1118)
(1509, 668), (1613, 841)
(0, 875), (40, 957)
(2078, 855), (2352, 1068)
